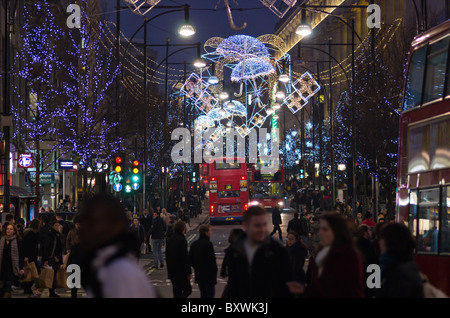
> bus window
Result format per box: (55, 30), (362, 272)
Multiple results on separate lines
(423, 36), (450, 104)
(215, 161), (241, 170)
(404, 45), (427, 110)
(408, 124), (430, 173)
(430, 119), (450, 170)
(441, 187), (450, 254)
(218, 191), (240, 198)
(417, 188), (440, 254)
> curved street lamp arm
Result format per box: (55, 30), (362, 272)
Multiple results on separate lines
(122, 9), (184, 62)
(149, 45), (199, 85)
(303, 7), (368, 54)
(300, 45), (351, 90)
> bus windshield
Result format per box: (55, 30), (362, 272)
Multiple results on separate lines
(251, 183), (283, 199)
(215, 161), (241, 170)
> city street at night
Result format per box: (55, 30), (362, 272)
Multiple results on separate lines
(0, 0), (449, 307)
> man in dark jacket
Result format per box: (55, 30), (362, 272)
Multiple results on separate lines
(287, 213), (302, 238)
(149, 211), (166, 269)
(139, 209), (153, 253)
(300, 212), (311, 245)
(129, 217), (146, 259)
(189, 224), (217, 298)
(226, 206), (293, 298)
(270, 203), (283, 241)
(166, 221), (192, 298)
(38, 215), (52, 267)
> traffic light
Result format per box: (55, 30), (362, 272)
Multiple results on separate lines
(114, 155), (123, 173)
(131, 159), (140, 190)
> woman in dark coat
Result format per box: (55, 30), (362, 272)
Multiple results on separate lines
(220, 228), (244, 298)
(288, 213), (365, 298)
(22, 219), (40, 296)
(286, 231), (308, 284)
(0, 224), (24, 298)
(41, 221), (64, 298)
(376, 223), (423, 298)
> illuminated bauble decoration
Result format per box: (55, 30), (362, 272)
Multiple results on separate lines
(230, 58), (275, 82)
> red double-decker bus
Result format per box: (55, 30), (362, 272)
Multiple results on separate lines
(397, 20), (450, 294)
(208, 158), (248, 224)
(249, 158), (284, 210)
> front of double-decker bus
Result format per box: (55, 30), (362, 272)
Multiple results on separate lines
(249, 158), (285, 210)
(208, 158), (249, 224)
(397, 20), (450, 295)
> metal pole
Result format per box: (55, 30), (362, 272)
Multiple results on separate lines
(328, 38), (335, 207)
(301, 107), (305, 187)
(116, 0), (120, 139)
(163, 38), (170, 210)
(143, 18), (148, 212)
(3, 0), (11, 215)
(351, 19), (357, 217)
(317, 63), (323, 190)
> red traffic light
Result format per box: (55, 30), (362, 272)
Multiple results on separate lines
(133, 160), (139, 167)
(115, 157), (122, 164)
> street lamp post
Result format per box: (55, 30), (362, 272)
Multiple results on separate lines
(118, 5), (195, 211)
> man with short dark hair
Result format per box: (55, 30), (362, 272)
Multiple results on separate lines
(270, 203), (283, 241)
(300, 212), (312, 246)
(166, 221), (192, 298)
(287, 213), (302, 238)
(149, 211), (166, 269)
(189, 224), (217, 298)
(225, 206), (293, 298)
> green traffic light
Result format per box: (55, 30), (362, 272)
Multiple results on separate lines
(132, 175), (139, 182)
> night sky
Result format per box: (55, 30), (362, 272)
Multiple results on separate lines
(113, 0), (281, 70)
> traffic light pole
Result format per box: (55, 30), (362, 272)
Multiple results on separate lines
(142, 18), (148, 213)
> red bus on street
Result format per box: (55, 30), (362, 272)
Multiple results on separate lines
(397, 19), (450, 294)
(208, 158), (248, 224)
(249, 158), (284, 210)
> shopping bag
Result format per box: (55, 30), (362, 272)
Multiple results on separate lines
(35, 267), (54, 289)
(55, 268), (68, 288)
(140, 242), (147, 255)
(29, 262), (40, 280)
(63, 253), (70, 269)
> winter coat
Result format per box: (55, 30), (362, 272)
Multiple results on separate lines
(287, 218), (302, 237)
(376, 254), (423, 298)
(38, 224), (52, 262)
(356, 237), (379, 297)
(306, 244), (365, 298)
(42, 228), (64, 266)
(139, 214), (153, 235)
(272, 207), (282, 226)
(225, 233), (293, 298)
(130, 224), (146, 244)
(149, 216), (167, 240)
(23, 228), (39, 263)
(66, 228), (82, 266)
(300, 217), (310, 236)
(189, 234), (217, 285)
(286, 242), (307, 284)
(166, 232), (191, 281)
(0, 236), (23, 279)
(309, 221), (320, 249)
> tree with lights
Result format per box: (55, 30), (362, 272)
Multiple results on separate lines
(333, 23), (413, 212)
(12, 1), (71, 212)
(59, 1), (123, 200)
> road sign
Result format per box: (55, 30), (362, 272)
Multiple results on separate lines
(59, 159), (74, 170)
(113, 183), (122, 192)
(132, 183), (139, 190)
(18, 153), (33, 168)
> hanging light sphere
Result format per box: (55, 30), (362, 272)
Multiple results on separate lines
(208, 75), (219, 85)
(266, 107), (274, 115)
(273, 102), (281, 110)
(275, 90), (286, 99)
(226, 101), (235, 109)
(278, 73), (290, 83)
(273, 114), (279, 119)
(178, 24), (196, 37)
(219, 91), (229, 100)
(218, 108), (226, 116)
(193, 58), (206, 68)
(296, 24), (312, 37)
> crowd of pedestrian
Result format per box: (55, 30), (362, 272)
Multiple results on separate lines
(0, 191), (446, 299)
